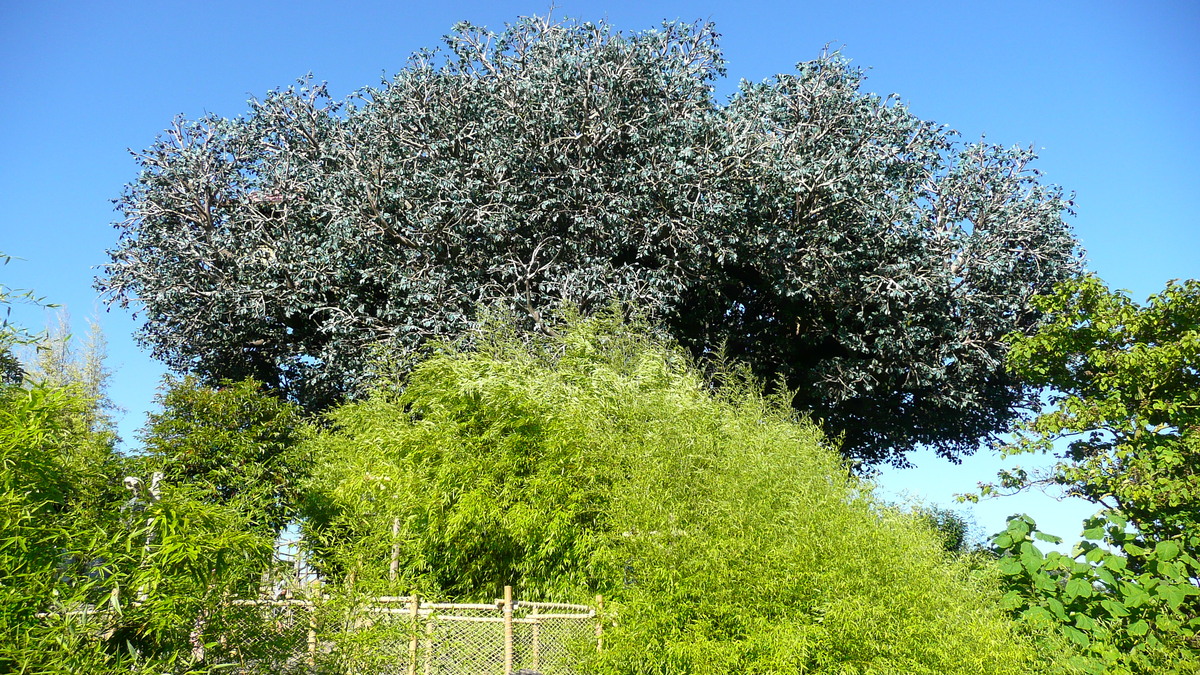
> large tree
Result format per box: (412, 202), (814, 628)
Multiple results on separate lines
(100, 16), (1081, 465)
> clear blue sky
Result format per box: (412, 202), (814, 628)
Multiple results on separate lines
(2, 0), (1197, 544)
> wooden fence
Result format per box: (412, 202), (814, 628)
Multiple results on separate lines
(205, 586), (601, 674)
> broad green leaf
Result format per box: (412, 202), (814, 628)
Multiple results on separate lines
(1123, 543), (1147, 556)
(997, 556), (1023, 575)
(1047, 597), (1067, 621)
(1159, 584), (1186, 611)
(1100, 599), (1129, 618)
(1022, 606), (1056, 626)
(1065, 578), (1093, 600)
(1062, 625), (1090, 647)
(1154, 540), (1180, 560)
(1127, 619), (1149, 637)
(1034, 531), (1063, 544)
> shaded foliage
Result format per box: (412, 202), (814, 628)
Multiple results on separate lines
(101, 15), (1082, 465)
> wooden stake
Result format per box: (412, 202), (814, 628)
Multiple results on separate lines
(596, 595), (604, 652)
(407, 595), (420, 675)
(503, 585), (514, 675)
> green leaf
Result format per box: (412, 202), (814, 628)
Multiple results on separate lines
(1154, 540), (1180, 560)
(1156, 560), (1181, 581)
(1127, 619), (1150, 637)
(1065, 578), (1093, 600)
(1062, 625), (1090, 647)
(1159, 584), (1186, 611)
(1022, 606), (1056, 626)
(1047, 597), (1068, 621)
(997, 556), (1024, 576)
(1123, 543), (1147, 556)
(1100, 599), (1129, 618)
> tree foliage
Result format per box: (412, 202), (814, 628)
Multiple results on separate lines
(974, 276), (1200, 673)
(300, 311), (1046, 673)
(142, 375), (307, 536)
(993, 276), (1200, 561)
(101, 15), (1081, 465)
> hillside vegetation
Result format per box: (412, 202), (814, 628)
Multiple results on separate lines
(301, 311), (1042, 674)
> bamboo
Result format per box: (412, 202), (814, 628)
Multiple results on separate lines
(503, 585), (514, 675)
(407, 596), (420, 675)
(389, 517), (401, 583)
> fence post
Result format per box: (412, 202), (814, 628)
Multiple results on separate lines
(530, 604), (541, 671)
(407, 595), (420, 675)
(596, 595), (604, 652)
(503, 585), (514, 675)
(307, 602), (317, 668)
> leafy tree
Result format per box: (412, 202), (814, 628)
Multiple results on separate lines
(969, 276), (1200, 672)
(989, 276), (1200, 563)
(141, 375), (307, 536)
(100, 16), (1081, 466)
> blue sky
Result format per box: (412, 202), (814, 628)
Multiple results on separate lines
(2, 0), (1197, 544)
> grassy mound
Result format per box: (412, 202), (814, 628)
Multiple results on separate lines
(302, 312), (1043, 673)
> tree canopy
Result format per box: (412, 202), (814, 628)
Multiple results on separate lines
(971, 276), (1200, 671)
(995, 275), (1200, 554)
(100, 15), (1082, 465)
(141, 376), (307, 536)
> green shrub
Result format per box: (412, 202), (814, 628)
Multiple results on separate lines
(302, 311), (1044, 673)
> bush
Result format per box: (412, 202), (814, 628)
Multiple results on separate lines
(302, 311), (1044, 673)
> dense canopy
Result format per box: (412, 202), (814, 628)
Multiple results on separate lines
(101, 16), (1082, 464)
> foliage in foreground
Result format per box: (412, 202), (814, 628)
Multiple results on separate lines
(301, 312), (1043, 673)
(101, 14), (1082, 466)
(992, 514), (1199, 674)
(0, 312), (274, 674)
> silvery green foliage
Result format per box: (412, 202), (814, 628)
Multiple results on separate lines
(100, 16), (1081, 465)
